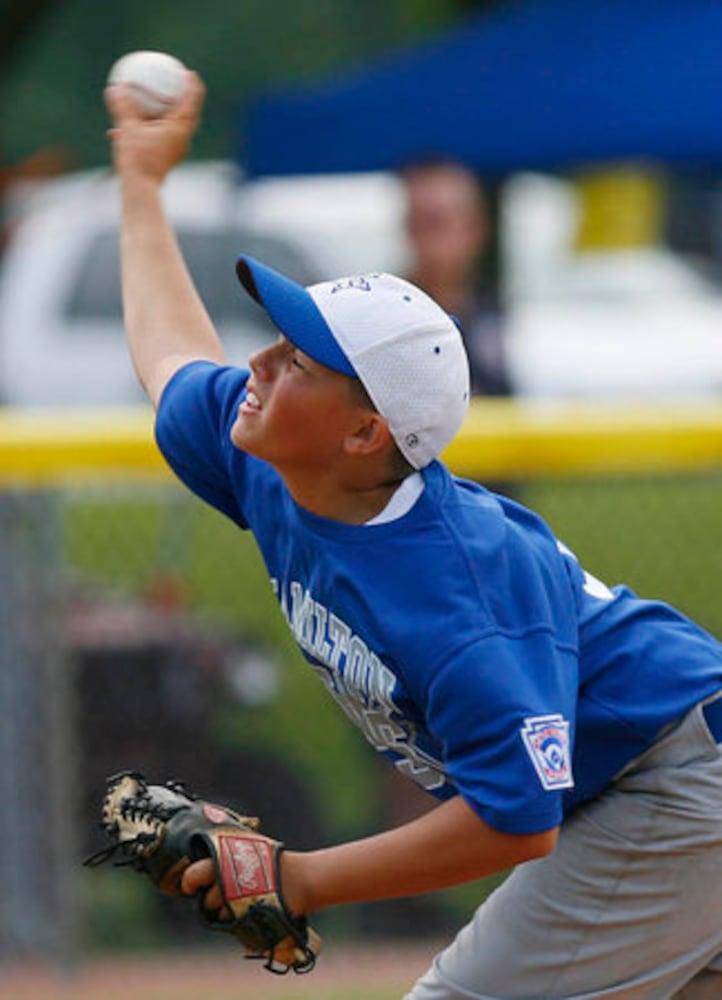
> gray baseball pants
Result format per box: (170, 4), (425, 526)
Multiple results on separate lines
(404, 697), (722, 999)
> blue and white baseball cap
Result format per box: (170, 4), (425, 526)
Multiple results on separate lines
(236, 255), (470, 469)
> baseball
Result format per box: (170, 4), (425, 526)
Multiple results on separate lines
(107, 50), (188, 118)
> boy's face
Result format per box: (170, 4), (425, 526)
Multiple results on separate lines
(230, 336), (365, 472)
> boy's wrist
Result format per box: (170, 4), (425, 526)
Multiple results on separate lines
(279, 850), (313, 918)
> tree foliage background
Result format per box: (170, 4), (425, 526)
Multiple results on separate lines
(1, 0), (501, 172)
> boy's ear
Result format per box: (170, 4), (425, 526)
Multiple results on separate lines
(344, 412), (393, 459)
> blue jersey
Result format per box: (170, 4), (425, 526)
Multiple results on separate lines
(155, 362), (722, 835)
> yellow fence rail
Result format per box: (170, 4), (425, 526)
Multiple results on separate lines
(0, 399), (720, 484)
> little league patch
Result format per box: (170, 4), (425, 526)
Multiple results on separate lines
(521, 714), (573, 790)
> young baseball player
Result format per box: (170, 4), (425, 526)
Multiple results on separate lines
(105, 72), (722, 998)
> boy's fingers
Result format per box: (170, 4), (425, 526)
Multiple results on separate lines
(180, 858), (229, 918)
(104, 72), (204, 136)
(104, 83), (143, 125)
(180, 857), (215, 896)
(202, 883), (225, 912)
(167, 71), (206, 122)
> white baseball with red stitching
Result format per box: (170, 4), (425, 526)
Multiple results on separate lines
(108, 51), (187, 118)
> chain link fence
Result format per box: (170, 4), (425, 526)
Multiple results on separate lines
(0, 413), (721, 965)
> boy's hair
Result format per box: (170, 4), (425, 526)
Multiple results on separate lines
(347, 377), (416, 481)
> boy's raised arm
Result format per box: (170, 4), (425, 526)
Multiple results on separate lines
(105, 71), (226, 409)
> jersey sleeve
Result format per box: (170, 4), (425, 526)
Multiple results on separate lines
(154, 361), (249, 526)
(424, 627), (578, 834)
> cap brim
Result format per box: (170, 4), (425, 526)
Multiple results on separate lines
(236, 255), (356, 376)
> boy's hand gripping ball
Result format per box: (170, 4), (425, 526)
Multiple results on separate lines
(107, 50), (188, 118)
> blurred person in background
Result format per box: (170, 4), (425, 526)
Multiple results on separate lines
(402, 158), (512, 399)
(403, 158), (518, 512)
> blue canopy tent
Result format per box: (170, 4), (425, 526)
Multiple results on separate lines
(240, 0), (722, 179)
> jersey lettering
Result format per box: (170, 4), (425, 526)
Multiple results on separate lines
(272, 577), (446, 791)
